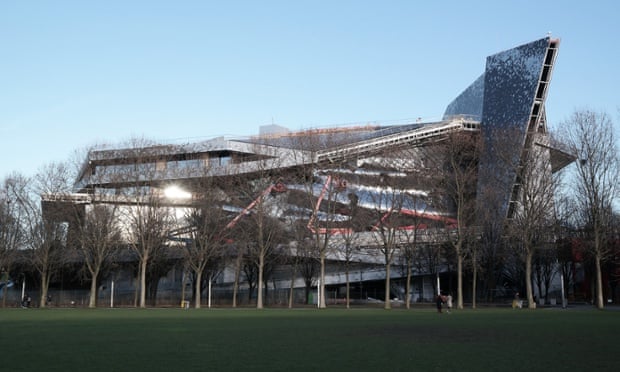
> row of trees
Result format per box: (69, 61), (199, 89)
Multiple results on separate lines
(1, 109), (618, 310)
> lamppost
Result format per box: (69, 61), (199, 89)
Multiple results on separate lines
(20, 273), (26, 305)
(558, 259), (567, 309)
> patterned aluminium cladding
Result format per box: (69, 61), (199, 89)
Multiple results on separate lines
(443, 73), (485, 121)
(443, 37), (556, 221)
(480, 37), (552, 219)
(482, 37), (549, 141)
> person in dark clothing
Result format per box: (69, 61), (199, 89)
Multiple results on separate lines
(22, 294), (31, 308)
(436, 294), (444, 313)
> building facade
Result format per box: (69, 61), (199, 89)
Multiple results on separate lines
(41, 37), (575, 306)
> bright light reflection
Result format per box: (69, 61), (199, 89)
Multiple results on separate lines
(164, 185), (192, 200)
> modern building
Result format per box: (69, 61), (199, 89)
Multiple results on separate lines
(42, 36), (574, 306)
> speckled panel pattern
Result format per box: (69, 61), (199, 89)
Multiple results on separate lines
(443, 73), (485, 121)
(482, 37), (548, 140)
(480, 37), (550, 218)
(442, 37), (556, 221)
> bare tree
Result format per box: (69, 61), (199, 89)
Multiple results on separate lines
(394, 204), (427, 308)
(429, 131), (480, 309)
(296, 237), (318, 305)
(182, 179), (231, 308)
(74, 204), (121, 307)
(414, 243), (442, 300)
(252, 209), (284, 309)
(560, 109), (619, 309)
(111, 137), (177, 308)
(283, 128), (347, 309)
(305, 173), (345, 308)
(238, 252), (259, 303)
(532, 246), (557, 302)
(231, 243), (246, 308)
(607, 212), (620, 303)
(337, 191), (364, 309)
(370, 173), (408, 310)
(506, 133), (558, 309)
(476, 185), (508, 303)
(124, 195), (174, 308)
(284, 216), (312, 308)
(552, 193), (580, 305)
(261, 257), (277, 305)
(233, 177), (286, 309)
(19, 163), (73, 308)
(1, 176), (26, 307)
(285, 247), (300, 308)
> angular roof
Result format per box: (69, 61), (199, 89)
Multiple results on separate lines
(73, 37), (571, 229)
(444, 37), (563, 220)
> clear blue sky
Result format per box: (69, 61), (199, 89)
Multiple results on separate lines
(1, 0), (618, 179)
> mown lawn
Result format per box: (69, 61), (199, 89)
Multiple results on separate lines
(0, 307), (618, 371)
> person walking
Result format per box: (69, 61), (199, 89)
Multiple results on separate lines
(446, 293), (453, 313)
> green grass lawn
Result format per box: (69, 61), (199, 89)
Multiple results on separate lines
(1, 307), (618, 371)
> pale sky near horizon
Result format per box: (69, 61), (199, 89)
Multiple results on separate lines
(1, 0), (619, 179)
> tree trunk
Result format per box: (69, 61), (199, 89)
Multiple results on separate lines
(257, 254), (264, 309)
(457, 250), (463, 310)
(384, 261), (391, 310)
(88, 270), (99, 308)
(304, 284), (311, 305)
(133, 276), (139, 307)
(525, 251), (535, 309)
(232, 254), (242, 308)
(319, 254), (326, 309)
(472, 252), (477, 309)
(195, 271), (203, 309)
(288, 271), (295, 309)
(139, 257), (147, 308)
(345, 268), (350, 309)
(595, 253), (604, 309)
(39, 270), (49, 309)
(406, 262), (412, 310)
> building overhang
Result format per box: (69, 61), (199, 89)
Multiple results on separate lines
(535, 142), (577, 172)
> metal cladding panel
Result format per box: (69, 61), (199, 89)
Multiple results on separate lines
(443, 73), (485, 121)
(478, 37), (550, 220)
(482, 37), (548, 137)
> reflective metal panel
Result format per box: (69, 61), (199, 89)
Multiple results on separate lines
(478, 37), (552, 220)
(443, 73), (485, 121)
